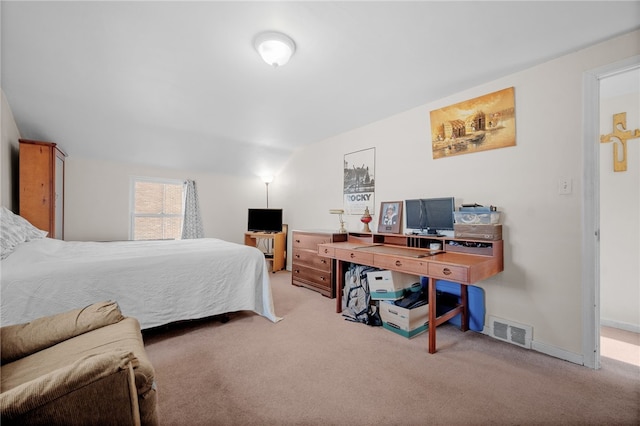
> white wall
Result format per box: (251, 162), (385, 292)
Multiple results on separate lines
(277, 30), (640, 361)
(1, 89), (21, 210)
(599, 89), (640, 332)
(64, 158), (272, 244)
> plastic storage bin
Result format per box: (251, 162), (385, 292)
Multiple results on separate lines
(453, 211), (501, 224)
(420, 278), (485, 332)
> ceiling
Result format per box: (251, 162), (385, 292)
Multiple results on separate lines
(2, 1), (639, 177)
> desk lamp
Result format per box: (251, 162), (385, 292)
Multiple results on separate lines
(329, 209), (347, 233)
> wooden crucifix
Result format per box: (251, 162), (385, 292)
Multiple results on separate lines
(600, 112), (640, 172)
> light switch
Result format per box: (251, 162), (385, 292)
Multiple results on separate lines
(558, 178), (572, 195)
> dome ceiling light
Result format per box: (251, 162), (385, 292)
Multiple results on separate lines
(254, 31), (296, 67)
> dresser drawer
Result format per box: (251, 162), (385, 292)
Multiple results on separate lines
(373, 254), (429, 276)
(292, 264), (332, 290)
(293, 233), (335, 250)
(334, 248), (374, 264)
(293, 249), (331, 271)
(428, 262), (468, 282)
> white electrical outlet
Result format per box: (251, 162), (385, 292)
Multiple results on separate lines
(558, 178), (572, 194)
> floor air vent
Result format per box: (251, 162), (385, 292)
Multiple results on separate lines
(489, 316), (532, 349)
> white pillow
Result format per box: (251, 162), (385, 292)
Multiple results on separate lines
(1, 207), (48, 259)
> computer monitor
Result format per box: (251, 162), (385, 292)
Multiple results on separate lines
(247, 208), (283, 233)
(405, 197), (455, 235)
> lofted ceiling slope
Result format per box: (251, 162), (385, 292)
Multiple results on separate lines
(2, 1), (639, 177)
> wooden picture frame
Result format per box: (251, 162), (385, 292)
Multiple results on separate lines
(429, 87), (516, 159)
(377, 201), (402, 234)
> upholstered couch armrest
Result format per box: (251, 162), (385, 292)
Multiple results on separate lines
(0, 350), (140, 425)
(1, 301), (124, 364)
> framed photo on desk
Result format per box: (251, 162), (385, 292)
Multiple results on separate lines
(378, 201), (402, 234)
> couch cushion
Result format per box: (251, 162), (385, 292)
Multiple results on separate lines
(1, 301), (125, 364)
(1, 350), (136, 421)
(1, 317), (158, 425)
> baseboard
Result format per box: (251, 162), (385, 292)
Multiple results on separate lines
(481, 327), (584, 366)
(531, 340), (584, 365)
(601, 319), (640, 333)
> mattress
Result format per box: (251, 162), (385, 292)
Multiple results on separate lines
(1, 237), (280, 328)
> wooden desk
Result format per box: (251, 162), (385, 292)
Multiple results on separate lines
(244, 232), (286, 272)
(317, 239), (503, 354)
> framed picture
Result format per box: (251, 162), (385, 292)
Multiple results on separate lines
(429, 87), (516, 159)
(343, 148), (375, 215)
(377, 201), (402, 234)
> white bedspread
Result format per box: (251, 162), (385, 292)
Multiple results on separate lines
(0, 238), (280, 328)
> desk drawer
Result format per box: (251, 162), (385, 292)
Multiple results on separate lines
(428, 262), (468, 282)
(334, 248), (374, 264)
(293, 233), (335, 250)
(293, 249), (331, 271)
(373, 255), (429, 276)
(318, 244), (335, 258)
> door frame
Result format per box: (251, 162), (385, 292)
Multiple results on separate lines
(582, 55), (640, 369)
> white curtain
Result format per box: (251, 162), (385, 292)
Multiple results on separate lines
(182, 180), (204, 239)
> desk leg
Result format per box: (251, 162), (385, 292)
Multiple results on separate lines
(460, 284), (469, 332)
(428, 277), (437, 354)
(335, 260), (344, 314)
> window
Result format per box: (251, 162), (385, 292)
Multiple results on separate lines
(130, 177), (184, 240)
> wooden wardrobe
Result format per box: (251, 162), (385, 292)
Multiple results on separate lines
(19, 139), (66, 239)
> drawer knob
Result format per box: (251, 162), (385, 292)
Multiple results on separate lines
(443, 268), (452, 275)
(324, 248), (329, 254)
(294, 269), (300, 273)
(350, 253), (355, 259)
(321, 259), (327, 264)
(395, 260), (402, 267)
(320, 276), (326, 281)
(295, 239), (301, 243)
(295, 254), (300, 258)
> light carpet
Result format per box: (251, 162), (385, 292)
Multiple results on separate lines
(143, 271), (640, 425)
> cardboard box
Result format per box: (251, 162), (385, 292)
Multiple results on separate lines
(454, 224), (502, 240)
(379, 301), (429, 338)
(366, 270), (419, 300)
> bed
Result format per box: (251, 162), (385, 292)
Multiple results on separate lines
(0, 207), (280, 329)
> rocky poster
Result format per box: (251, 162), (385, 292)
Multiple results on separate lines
(343, 148), (375, 215)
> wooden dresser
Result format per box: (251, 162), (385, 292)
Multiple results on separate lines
(291, 230), (347, 298)
(19, 139), (66, 239)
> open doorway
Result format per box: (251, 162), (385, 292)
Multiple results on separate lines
(599, 67), (640, 367)
(583, 56), (640, 369)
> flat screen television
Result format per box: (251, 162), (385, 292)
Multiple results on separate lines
(405, 197), (455, 235)
(247, 208), (283, 233)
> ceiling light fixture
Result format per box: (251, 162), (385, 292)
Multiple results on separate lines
(254, 31), (296, 67)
